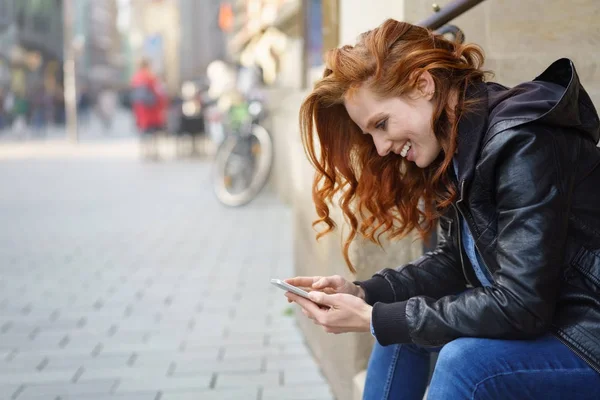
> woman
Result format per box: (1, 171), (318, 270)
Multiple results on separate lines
(285, 19), (600, 399)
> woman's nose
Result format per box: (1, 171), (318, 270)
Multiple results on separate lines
(373, 136), (392, 157)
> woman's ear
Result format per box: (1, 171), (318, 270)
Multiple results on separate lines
(417, 71), (436, 100)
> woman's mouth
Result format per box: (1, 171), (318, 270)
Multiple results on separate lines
(400, 140), (412, 158)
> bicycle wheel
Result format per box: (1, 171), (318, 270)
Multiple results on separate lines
(213, 124), (273, 207)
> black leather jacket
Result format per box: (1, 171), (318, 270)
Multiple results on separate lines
(358, 59), (600, 373)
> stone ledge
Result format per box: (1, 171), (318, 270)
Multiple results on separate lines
(353, 369), (367, 400)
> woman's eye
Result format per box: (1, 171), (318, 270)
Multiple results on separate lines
(376, 119), (387, 130)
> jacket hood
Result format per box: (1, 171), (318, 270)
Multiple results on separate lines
(487, 58), (600, 144)
(453, 58), (600, 188)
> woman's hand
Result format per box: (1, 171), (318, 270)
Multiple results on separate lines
(285, 291), (372, 334)
(285, 275), (365, 299)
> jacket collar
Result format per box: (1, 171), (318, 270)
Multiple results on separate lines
(453, 81), (489, 195)
(451, 58), (600, 200)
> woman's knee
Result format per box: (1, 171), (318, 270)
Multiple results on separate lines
(435, 337), (487, 372)
(427, 338), (491, 399)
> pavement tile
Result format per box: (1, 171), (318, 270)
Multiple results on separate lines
(161, 388), (259, 400)
(0, 369), (78, 385)
(77, 393), (158, 400)
(99, 342), (181, 354)
(222, 345), (282, 361)
(43, 353), (131, 370)
(268, 330), (307, 345)
(78, 365), (170, 381)
(265, 356), (321, 372)
(262, 385), (335, 400)
(14, 380), (117, 399)
(0, 385), (20, 399)
(133, 349), (220, 366)
(115, 376), (211, 393)
(185, 335), (265, 347)
(173, 357), (262, 375)
(215, 371), (280, 389)
(0, 353), (44, 371)
(10, 344), (100, 358)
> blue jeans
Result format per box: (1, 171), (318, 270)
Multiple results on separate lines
(364, 334), (600, 400)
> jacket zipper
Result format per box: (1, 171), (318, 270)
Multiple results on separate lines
(455, 180), (495, 282)
(552, 331), (600, 375)
(451, 202), (473, 287)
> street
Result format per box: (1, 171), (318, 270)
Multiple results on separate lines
(0, 139), (334, 400)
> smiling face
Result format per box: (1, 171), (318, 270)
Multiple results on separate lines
(343, 73), (443, 168)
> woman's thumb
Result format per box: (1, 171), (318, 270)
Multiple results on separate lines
(308, 291), (333, 306)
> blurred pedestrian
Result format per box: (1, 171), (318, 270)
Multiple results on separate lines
(0, 87), (6, 131)
(3, 89), (14, 129)
(30, 85), (47, 136)
(54, 85), (66, 126)
(97, 86), (118, 133)
(11, 91), (29, 139)
(77, 85), (91, 128)
(130, 59), (167, 160)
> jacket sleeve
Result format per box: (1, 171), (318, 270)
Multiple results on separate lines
(356, 212), (468, 306)
(371, 126), (572, 346)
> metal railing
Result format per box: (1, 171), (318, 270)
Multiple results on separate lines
(417, 0), (487, 30)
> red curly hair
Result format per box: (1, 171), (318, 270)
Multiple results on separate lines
(299, 19), (488, 273)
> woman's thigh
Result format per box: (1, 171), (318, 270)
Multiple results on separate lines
(427, 334), (600, 400)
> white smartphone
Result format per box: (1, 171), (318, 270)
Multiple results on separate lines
(270, 279), (313, 299)
(271, 278), (330, 306)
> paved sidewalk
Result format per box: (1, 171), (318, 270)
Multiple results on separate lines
(0, 154), (334, 399)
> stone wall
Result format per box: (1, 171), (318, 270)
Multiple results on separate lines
(406, 0), (600, 106)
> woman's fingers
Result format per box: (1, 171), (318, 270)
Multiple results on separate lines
(285, 276), (321, 290)
(313, 275), (343, 289)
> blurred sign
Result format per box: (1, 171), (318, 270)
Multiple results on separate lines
(219, 2), (233, 32)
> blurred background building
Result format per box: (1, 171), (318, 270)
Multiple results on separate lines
(0, 0), (63, 97)
(73, 0), (123, 94)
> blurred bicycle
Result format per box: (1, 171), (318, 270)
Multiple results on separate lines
(207, 62), (274, 207)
